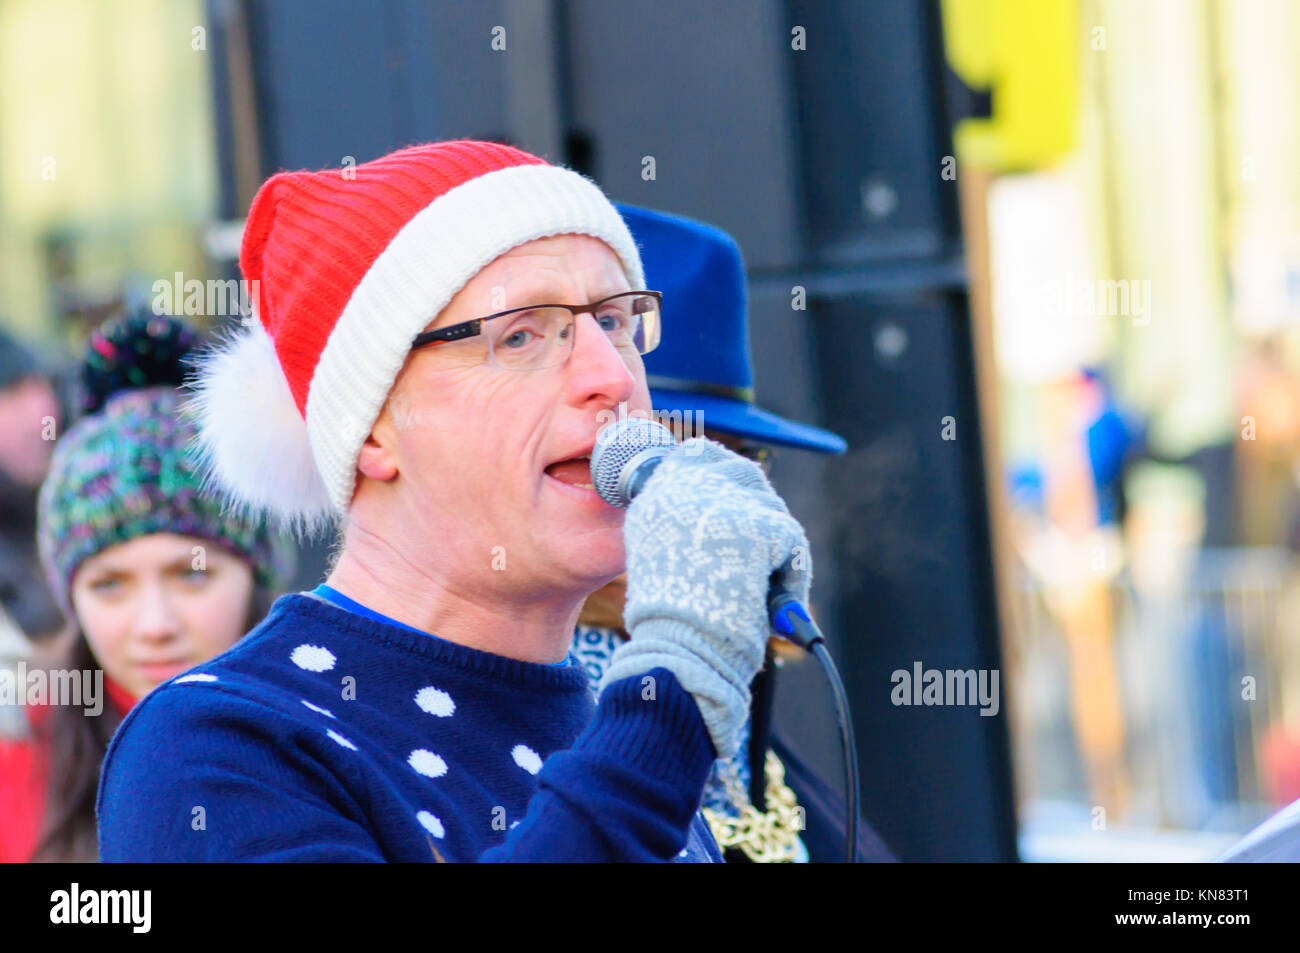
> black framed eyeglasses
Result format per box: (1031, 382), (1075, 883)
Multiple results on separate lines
(409, 290), (663, 372)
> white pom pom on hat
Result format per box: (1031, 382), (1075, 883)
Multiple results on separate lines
(188, 140), (645, 538)
(187, 318), (334, 538)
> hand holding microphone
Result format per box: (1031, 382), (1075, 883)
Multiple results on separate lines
(592, 418), (812, 759)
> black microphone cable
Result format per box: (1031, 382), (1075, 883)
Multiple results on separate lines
(769, 586), (860, 864)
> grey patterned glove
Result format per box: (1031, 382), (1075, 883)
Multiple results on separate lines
(596, 437), (812, 758)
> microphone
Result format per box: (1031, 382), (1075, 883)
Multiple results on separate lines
(590, 416), (677, 508)
(590, 417), (817, 648)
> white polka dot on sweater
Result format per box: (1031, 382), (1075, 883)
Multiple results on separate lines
(291, 644), (336, 671)
(414, 686), (455, 717)
(512, 744), (542, 775)
(409, 749), (447, 778)
(174, 673), (217, 684)
(417, 811), (445, 838)
(326, 729), (356, 750)
(301, 699), (335, 718)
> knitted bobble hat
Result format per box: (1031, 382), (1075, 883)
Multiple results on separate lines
(36, 311), (294, 612)
(190, 139), (645, 538)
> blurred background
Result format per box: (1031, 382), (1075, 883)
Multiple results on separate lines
(3, 0), (1299, 861)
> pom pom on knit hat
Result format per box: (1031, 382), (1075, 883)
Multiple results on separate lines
(79, 309), (201, 415)
(189, 139), (644, 538)
(36, 310), (295, 611)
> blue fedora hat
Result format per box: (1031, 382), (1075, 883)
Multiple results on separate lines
(616, 203), (846, 455)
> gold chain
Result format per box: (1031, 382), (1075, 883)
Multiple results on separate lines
(702, 750), (805, 863)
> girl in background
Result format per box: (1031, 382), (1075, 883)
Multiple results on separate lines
(0, 312), (291, 862)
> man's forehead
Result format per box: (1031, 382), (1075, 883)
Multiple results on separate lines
(491, 238), (624, 281)
(466, 245), (627, 306)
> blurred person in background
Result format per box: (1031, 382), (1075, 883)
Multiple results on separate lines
(0, 326), (65, 644)
(575, 205), (893, 862)
(0, 311), (292, 862)
(1012, 365), (1141, 817)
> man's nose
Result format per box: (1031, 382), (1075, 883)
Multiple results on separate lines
(564, 313), (637, 407)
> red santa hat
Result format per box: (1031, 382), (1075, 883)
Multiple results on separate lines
(190, 140), (644, 537)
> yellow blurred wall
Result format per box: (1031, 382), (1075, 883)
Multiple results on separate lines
(1093, 0), (1235, 457)
(0, 0), (215, 341)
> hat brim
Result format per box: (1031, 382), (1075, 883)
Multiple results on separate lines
(650, 388), (847, 455)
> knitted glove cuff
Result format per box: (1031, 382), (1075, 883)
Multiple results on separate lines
(597, 618), (752, 759)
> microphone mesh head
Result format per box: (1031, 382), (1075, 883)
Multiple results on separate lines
(591, 416), (677, 508)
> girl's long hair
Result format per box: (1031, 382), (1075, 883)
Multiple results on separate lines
(29, 585), (276, 863)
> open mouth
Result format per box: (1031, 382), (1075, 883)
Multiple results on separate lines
(543, 454), (593, 490)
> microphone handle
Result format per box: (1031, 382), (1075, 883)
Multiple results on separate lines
(768, 572), (821, 650)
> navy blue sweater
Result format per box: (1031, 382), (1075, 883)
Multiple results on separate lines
(96, 591), (723, 862)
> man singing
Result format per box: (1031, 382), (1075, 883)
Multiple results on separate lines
(96, 140), (812, 862)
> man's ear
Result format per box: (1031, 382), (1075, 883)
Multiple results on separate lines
(357, 409), (400, 483)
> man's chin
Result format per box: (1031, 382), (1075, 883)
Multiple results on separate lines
(549, 534), (624, 590)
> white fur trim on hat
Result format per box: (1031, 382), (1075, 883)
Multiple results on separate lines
(186, 320), (335, 539)
(305, 163), (645, 515)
